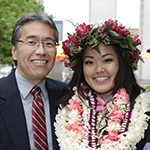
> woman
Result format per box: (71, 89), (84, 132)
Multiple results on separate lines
(54, 19), (150, 150)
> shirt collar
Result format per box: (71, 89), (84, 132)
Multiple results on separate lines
(15, 69), (47, 99)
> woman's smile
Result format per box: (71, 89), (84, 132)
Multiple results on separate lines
(94, 76), (109, 83)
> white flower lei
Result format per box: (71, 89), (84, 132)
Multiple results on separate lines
(54, 91), (150, 150)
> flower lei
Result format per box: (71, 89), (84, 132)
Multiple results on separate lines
(54, 88), (149, 150)
(62, 19), (144, 70)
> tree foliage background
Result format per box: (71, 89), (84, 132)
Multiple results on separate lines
(0, 0), (45, 65)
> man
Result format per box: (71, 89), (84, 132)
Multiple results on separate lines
(0, 12), (68, 150)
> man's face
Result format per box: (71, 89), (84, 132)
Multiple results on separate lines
(12, 21), (57, 85)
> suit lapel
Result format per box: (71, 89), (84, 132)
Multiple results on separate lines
(46, 79), (62, 150)
(0, 70), (30, 150)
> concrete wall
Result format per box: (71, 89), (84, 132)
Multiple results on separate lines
(137, 0), (150, 80)
(89, 0), (117, 24)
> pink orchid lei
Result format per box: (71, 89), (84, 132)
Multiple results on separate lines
(62, 19), (144, 70)
(54, 88), (149, 150)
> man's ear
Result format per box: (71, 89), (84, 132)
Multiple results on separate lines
(11, 45), (17, 60)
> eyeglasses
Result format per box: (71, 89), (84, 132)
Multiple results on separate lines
(17, 38), (59, 52)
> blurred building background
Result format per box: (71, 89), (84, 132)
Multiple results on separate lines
(89, 0), (117, 24)
(137, 0), (150, 82)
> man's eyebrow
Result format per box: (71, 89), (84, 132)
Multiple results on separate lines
(45, 37), (56, 42)
(25, 36), (56, 42)
(25, 35), (37, 39)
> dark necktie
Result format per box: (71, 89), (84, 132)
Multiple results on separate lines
(31, 86), (48, 150)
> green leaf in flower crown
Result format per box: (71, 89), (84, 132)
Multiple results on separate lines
(93, 42), (100, 53)
(88, 37), (97, 45)
(103, 23), (113, 32)
(92, 27), (99, 33)
(119, 39), (128, 49)
(139, 55), (144, 63)
(64, 56), (69, 61)
(78, 45), (83, 51)
(70, 55), (80, 68)
(132, 62), (137, 69)
(109, 38), (120, 45)
(88, 27), (98, 36)
(108, 30), (124, 40)
(126, 36), (133, 43)
(128, 42), (136, 50)
(67, 32), (72, 36)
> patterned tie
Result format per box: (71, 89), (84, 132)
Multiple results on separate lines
(31, 86), (48, 150)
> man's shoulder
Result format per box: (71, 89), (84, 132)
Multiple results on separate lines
(46, 77), (68, 90)
(0, 70), (14, 83)
(0, 75), (9, 87)
(0, 70), (17, 94)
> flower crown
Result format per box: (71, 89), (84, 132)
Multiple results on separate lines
(62, 19), (144, 70)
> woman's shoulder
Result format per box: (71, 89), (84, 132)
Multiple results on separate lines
(136, 123), (150, 149)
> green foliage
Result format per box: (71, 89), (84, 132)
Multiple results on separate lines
(0, 0), (45, 65)
(145, 86), (150, 92)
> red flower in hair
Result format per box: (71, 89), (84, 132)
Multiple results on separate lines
(76, 23), (90, 36)
(68, 35), (78, 47)
(64, 59), (71, 67)
(131, 35), (141, 46)
(136, 48), (141, 55)
(100, 19), (130, 37)
(100, 19), (118, 35)
(130, 51), (137, 60)
(114, 25), (130, 36)
(130, 51), (139, 65)
(62, 40), (70, 55)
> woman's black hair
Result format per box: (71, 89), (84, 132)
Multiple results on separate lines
(112, 45), (145, 108)
(59, 43), (145, 108)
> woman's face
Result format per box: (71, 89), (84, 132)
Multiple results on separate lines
(83, 42), (119, 96)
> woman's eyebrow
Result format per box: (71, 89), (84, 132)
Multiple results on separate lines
(83, 53), (114, 60)
(102, 53), (113, 57)
(83, 56), (94, 60)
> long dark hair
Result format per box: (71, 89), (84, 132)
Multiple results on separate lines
(59, 43), (145, 108)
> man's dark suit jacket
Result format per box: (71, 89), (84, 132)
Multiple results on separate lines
(0, 69), (68, 150)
